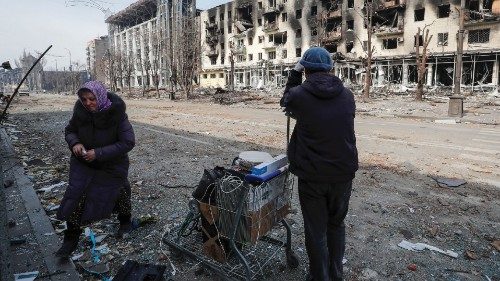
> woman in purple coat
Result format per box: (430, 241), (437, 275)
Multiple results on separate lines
(55, 81), (135, 257)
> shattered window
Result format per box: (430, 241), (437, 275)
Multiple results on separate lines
(259, 36), (264, 43)
(296, 9), (302, 19)
(282, 49), (287, 58)
(282, 13), (288, 22)
(268, 51), (276, 60)
(249, 54), (253, 61)
(249, 37), (253, 45)
(258, 18), (263, 26)
(382, 38), (398, 49)
(414, 35), (423, 46)
(296, 28), (302, 38)
(311, 6), (318, 16)
(468, 29), (490, 43)
(438, 32), (448, 46)
(348, 0), (354, 8)
(346, 42), (354, 52)
(258, 1), (263, 9)
(296, 48), (302, 57)
(220, 13), (224, 21)
(438, 4), (450, 18)
(347, 20), (354, 30)
(414, 8), (425, 21)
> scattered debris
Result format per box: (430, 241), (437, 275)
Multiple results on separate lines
(398, 240), (459, 258)
(13, 271), (39, 281)
(431, 176), (467, 188)
(465, 250), (478, 260)
(490, 240), (500, 252)
(407, 263), (417, 271)
(37, 181), (66, 193)
(113, 260), (167, 281)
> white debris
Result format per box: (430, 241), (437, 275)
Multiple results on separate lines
(14, 271), (39, 281)
(398, 240), (459, 258)
(435, 119), (457, 124)
(37, 182), (66, 193)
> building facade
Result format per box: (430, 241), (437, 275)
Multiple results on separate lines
(199, 0), (500, 90)
(106, 0), (196, 91)
(86, 36), (110, 83)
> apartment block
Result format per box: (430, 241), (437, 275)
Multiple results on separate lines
(86, 36), (109, 83)
(106, 0), (196, 90)
(200, 0), (500, 90)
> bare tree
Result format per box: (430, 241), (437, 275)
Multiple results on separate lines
(362, 1), (374, 102)
(414, 26), (433, 101)
(121, 51), (135, 97)
(228, 41), (236, 92)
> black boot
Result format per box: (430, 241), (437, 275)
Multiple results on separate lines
(117, 214), (134, 238)
(55, 227), (81, 258)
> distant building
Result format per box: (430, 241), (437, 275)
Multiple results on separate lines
(106, 0), (197, 90)
(0, 68), (22, 94)
(87, 36), (109, 83)
(199, 0), (500, 90)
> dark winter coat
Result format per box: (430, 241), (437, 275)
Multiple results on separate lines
(280, 70), (358, 183)
(57, 93), (135, 224)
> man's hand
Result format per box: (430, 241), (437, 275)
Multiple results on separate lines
(294, 62), (305, 73)
(83, 149), (96, 162)
(72, 143), (85, 157)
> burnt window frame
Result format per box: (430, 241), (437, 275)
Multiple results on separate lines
(437, 4), (450, 18)
(414, 8), (425, 21)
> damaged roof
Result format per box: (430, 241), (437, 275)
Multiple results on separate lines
(105, 0), (157, 26)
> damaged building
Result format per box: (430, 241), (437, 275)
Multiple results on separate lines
(199, 0), (500, 91)
(106, 0), (196, 90)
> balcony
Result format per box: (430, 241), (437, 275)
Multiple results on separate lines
(263, 22), (279, 32)
(321, 29), (342, 43)
(205, 21), (218, 30)
(464, 10), (500, 26)
(376, 0), (406, 10)
(233, 45), (246, 54)
(206, 50), (218, 57)
(374, 25), (404, 37)
(263, 3), (285, 15)
(325, 9), (342, 19)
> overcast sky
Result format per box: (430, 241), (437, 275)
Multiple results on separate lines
(0, 0), (228, 70)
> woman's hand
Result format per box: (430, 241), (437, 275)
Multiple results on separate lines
(83, 149), (96, 162)
(72, 143), (85, 157)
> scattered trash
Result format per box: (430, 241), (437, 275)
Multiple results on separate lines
(138, 215), (158, 226)
(95, 244), (110, 255)
(407, 263), (417, 271)
(10, 238), (27, 246)
(94, 234), (108, 244)
(72, 252), (85, 261)
(36, 270), (66, 279)
(431, 176), (467, 188)
(398, 240), (459, 258)
(465, 250), (478, 260)
(37, 182), (66, 193)
(491, 240), (500, 251)
(45, 204), (60, 211)
(113, 260), (167, 281)
(13, 271), (39, 281)
(435, 119), (457, 124)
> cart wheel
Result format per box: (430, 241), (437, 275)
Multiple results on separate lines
(169, 247), (184, 262)
(286, 252), (299, 269)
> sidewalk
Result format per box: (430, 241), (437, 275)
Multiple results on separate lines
(0, 128), (80, 281)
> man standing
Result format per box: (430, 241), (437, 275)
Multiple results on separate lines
(281, 47), (358, 281)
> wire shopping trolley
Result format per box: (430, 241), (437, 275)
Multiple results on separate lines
(162, 164), (299, 281)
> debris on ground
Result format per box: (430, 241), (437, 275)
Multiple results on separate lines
(431, 176), (467, 188)
(13, 271), (39, 281)
(398, 240), (459, 258)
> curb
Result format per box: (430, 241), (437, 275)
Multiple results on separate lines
(0, 128), (80, 281)
(357, 112), (498, 126)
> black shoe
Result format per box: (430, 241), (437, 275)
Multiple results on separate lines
(55, 234), (79, 258)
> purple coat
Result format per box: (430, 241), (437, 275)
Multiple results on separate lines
(57, 93), (135, 224)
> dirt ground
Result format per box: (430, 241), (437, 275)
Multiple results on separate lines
(1, 93), (499, 281)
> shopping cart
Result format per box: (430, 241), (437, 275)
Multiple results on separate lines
(162, 167), (299, 281)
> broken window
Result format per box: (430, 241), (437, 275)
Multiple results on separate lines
(346, 42), (354, 52)
(268, 51), (276, 60)
(258, 1), (263, 9)
(219, 73), (224, 78)
(259, 36), (264, 43)
(414, 8), (425, 21)
(468, 29), (490, 43)
(228, 22), (232, 33)
(237, 55), (245, 62)
(268, 0), (276, 7)
(228, 11), (232, 19)
(382, 38), (398, 49)
(346, 20), (354, 30)
(437, 32), (448, 46)
(437, 4), (450, 18)
(203, 74), (208, 79)
(258, 18), (262, 26)
(274, 32), (287, 44)
(296, 48), (302, 57)
(249, 37), (253, 45)
(325, 44), (338, 53)
(296, 9), (302, 19)
(249, 54), (253, 61)
(220, 13), (224, 21)
(210, 73), (216, 78)
(258, 52), (263, 60)
(348, 0), (354, 8)
(282, 13), (288, 22)
(311, 28), (318, 36)
(221, 56), (225, 64)
(210, 57), (217, 65)
(296, 28), (302, 37)
(269, 34), (274, 42)
(220, 27), (224, 34)
(210, 16), (216, 23)
(282, 49), (287, 58)
(311, 6), (318, 16)
(414, 35), (423, 46)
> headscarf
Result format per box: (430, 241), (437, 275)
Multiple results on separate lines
(77, 80), (112, 111)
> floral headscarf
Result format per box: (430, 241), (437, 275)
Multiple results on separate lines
(77, 81), (112, 111)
